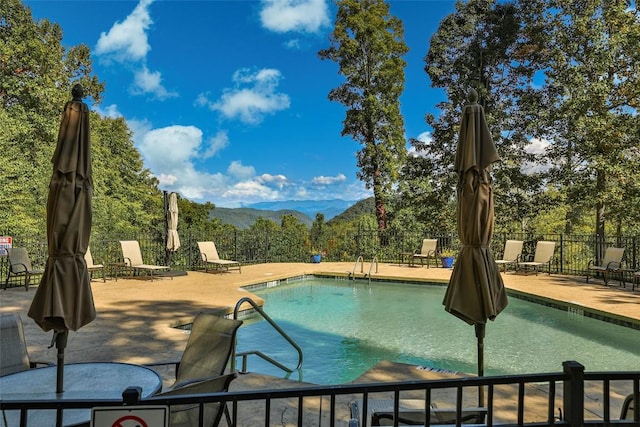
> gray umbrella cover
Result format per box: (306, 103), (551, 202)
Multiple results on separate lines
(28, 87), (96, 332)
(166, 192), (181, 251)
(443, 99), (508, 326)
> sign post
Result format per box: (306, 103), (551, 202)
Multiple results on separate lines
(0, 236), (12, 257)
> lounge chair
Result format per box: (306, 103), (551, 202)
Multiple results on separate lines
(119, 240), (170, 281)
(349, 399), (486, 426)
(494, 240), (524, 273)
(148, 313), (243, 427)
(3, 247), (43, 291)
(197, 241), (241, 273)
(586, 247), (624, 286)
(412, 239), (439, 268)
(517, 241), (556, 275)
(620, 393), (638, 421)
(84, 246), (105, 282)
(0, 313), (53, 376)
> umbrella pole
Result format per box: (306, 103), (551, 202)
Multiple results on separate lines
(55, 329), (68, 394)
(475, 323), (485, 408)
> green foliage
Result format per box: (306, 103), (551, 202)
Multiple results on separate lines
(0, 1), (160, 240)
(419, 0), (543, 235)
(328, 197), (375, 225)
(521, 0), (640, 238)
(319, 0), (408, 231)
(310, 213), (328, 254)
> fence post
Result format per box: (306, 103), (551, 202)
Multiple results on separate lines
(559, 234), (564, 273)
(122, 386), (142, 405)
(562, 361), (584, 427)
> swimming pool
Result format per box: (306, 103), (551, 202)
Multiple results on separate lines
(235, 278), (640, 385)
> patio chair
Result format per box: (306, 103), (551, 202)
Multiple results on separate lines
(119, 240), (170, 281)
(349, 399), (486, 426)
(586, 247), (625, 286)
(516, 241), (556, 275)
(412, 239), (439, 268)
(84, 246), (105, 282)
(620, 393), (637, 421)
(197, 241), (241, 273)
(148, 313), (243, 427)
(0, 312), (53, 376)
(495, 240), (524, 273)
(3, 247), (44, 291)
(159, 373), (237, 427)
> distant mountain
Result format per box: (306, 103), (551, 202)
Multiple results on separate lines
(328, 197), (375, 224)
(210, 207), (313, 229)
(245, 199), (358, 220)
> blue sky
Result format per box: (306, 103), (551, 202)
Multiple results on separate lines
(24, 0), (457, 208)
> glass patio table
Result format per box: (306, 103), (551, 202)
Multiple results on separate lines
(0, 362), (162, 427)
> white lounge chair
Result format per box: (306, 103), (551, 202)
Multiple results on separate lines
(412, 239), (439, 268)
(119, 240), (170, 281)
(517, 241), (556, 275)
(197, 241), (241, 273)
(495, 240), (524, 273)
(586, 247), (624, 286)
(84, 246), (105, 282)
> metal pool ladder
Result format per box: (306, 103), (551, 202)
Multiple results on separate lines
(350, 255), (378, 283)
(350, 255), (365, 280)
(231, 297), (304, 380)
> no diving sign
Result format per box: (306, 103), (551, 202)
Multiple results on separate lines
(91, 406), (168, 427)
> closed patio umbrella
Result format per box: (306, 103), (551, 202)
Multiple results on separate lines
(442, 88), (508, 405)
(166, 192), (180, 252)
(28, 84), (96, 394)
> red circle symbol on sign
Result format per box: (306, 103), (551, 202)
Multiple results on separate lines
(112, 414), (148, 427)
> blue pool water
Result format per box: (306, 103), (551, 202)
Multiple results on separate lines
(234, 278), (640, 385)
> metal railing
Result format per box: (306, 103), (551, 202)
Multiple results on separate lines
(2, 228), (640, 289)
(232, 297), (304, 380)
(1, 362), (639, 427)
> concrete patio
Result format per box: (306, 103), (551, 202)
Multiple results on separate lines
(1, 262), (639, 426)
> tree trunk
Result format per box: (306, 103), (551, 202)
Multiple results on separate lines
(595, 169), (606, 262)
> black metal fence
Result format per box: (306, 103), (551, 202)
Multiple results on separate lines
(2, 227), (639, 289)
(1, 361), (639, 426)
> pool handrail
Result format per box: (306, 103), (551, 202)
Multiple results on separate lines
(232, 296), (304, 378)
(351, 255), (365, 279)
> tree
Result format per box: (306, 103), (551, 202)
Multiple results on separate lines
(0, 0), (167, 241)
(521, 0), (640, 245)
(420, 0), (545, 235)
(318, 0), (408, 232)
(0, 0), (104, 236)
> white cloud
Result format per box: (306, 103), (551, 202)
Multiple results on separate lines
(126, 121), (370, 206)
(95, 0), (176, 101)
(138, 125), (203, 174)
(132, 66), (178, 99)
(408, 131), (433, 157)
(260, 0), (330, 33)
(203, 131), (230, 159)
(521, 137), (551, 174)
(227, 160), (256, 180)
(312, 173), (346, 185)
(284, 39), (302, 49)
(524, 137), (549, 155)
(94, 104), (122, 118)
(199, 68), (290, 124)
(95, 0), (154, 62)
(258, 173), (289, 189)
